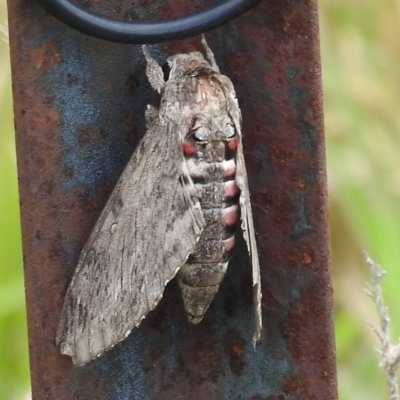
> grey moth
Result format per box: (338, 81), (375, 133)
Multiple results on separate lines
(56, 36), (262, 366)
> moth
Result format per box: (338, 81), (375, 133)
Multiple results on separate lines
(57, 37), (262, 366)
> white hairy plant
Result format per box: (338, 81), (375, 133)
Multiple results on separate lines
(365, 254), (400, 400)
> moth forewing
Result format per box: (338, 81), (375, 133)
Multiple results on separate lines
(56, 79), (205, 367)
(236, 144), (263, 345)
(57, 39), (262, 366)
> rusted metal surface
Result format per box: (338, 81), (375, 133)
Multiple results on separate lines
(8, 0), (337, 398)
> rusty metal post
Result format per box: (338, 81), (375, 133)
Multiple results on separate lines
(8, 0), (337, 398)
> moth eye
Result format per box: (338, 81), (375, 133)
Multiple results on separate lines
(225, 124), (236, 138)
(162, 63), (171, 81)
(190, 127), (207, 142)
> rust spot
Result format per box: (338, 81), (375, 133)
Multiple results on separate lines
(75, 0), (92, 8)
(261, 288), (281, 310)
(39, 180), (55, 197)
(297, 180), (306, 190)
(223, 329), (246, 375)
(77, 125), (108, 145)
(282, 286), (336, 400)
(302, 253), (312, 264)
(67, 74), (79, 85)
(127, 72), (139, 92)
(282, 376), (298, 392)
(61, 166), (74, 179)
(198, 347), (220, 365)
(266, 395), (286, 400)
(123, 9), (141, 20)
(34, 230), (44, 240)
(32, 42), (62, 73)
(225, 51), (255, 78)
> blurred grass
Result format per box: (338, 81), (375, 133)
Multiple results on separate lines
(320, 0), (400, 398)
(0, 3), (30, 400)
(1, 0), (400, 398)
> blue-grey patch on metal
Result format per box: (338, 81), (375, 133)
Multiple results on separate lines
(300, 121), (317, 152)
(216, 252), (284, 398)
(92, 329), (149, 400)
(286, 66), (306, 105)
(92, 287), (187, 399)
(252, 143), (270, 194)
(30, 10), (152, 194)
(81, 235), (294, 399)
(290, 191), (313, 240)
(48, 42), (143, 193)
(279, 266), (314, 305)
(286, 65), (318, 152)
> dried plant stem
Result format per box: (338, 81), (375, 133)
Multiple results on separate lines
(365, 254), (400, 400)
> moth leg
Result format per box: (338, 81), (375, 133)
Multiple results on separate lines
(142, 45), (166, 93)
(200, 34), (220, 73)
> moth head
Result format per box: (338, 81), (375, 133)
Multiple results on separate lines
(167, 52), (214, 79)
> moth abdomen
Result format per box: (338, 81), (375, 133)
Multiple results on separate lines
(177, 282), (221, 325)
(177, 259), (229, 325)
(178, 132), (241, 323)
(178, 262), (229, 287)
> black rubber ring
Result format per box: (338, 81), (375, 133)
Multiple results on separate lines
(35, 0), (263, 44)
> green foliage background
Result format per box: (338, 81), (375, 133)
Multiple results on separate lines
(1, 1), (399, 398)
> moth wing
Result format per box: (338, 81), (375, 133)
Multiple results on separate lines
(217, 74), (262, 345)
(236, 141), (262, 346)
(56, 121), (204, 366)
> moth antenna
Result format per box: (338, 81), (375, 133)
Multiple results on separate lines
(200, 34), (220, 73)
(142, 45), (166, 93)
